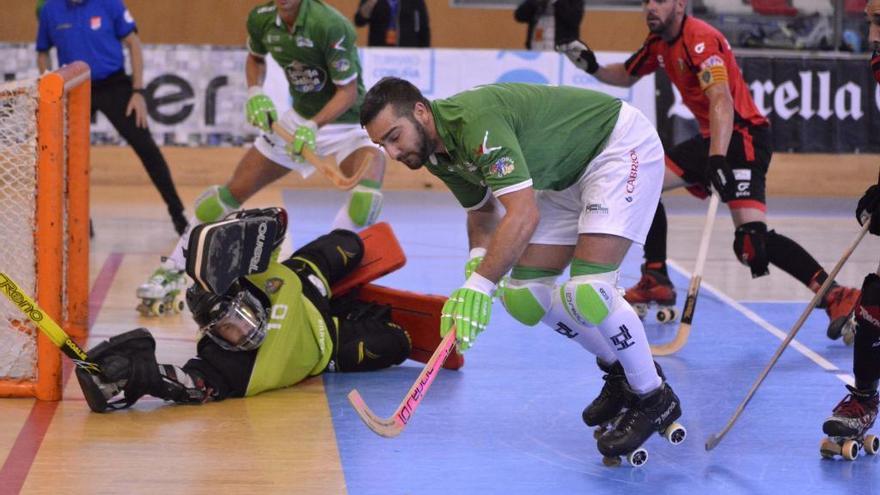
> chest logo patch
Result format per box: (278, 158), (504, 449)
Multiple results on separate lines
(285, 61), (327, 93)
(90, 16), (102, 30)
(332, 59), (350, 72)
(295, 35), (314, 47)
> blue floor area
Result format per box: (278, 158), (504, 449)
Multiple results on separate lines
(284, 190), (878, 495)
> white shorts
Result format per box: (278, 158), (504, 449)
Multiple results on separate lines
(253, 109), (377, 178)
(529, 101), (664, 246)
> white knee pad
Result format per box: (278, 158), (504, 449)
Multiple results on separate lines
(194, 185), (239, 224)
(559, 271), (624, 327)
(501, 277), (555, 326)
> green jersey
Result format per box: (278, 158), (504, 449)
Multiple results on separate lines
(246, 0), (364, 123)
(243, 260), (333, 397)
(426, 84), (622, 208)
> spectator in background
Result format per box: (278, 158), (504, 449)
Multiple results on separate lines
(514, 0), (584, 51)
(354, 0), (431, 47)
(36, 0), (188, 236)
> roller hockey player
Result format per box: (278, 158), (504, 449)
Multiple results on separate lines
(80, 209), (412, 412)
(820, 7), (880, 458)
(136, 0), (385, 314)
(559, 0), (860, 337)
(360, 77), (685, 466)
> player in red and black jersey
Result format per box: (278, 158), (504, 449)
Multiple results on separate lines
(557, 0), (859, 340)
(820, 0), (880, 453)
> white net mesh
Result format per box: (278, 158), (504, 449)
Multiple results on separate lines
(0, 79), (39, 380)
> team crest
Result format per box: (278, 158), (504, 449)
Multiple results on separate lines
(332, 59), (350, 72)
(264, 277), (284, 294)
(490, 157), (515, 177)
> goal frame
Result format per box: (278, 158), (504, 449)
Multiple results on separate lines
(0, 61), (91, 400)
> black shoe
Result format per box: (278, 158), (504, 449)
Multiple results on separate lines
(597, 382), (681, 458)
(583, 360), (630, 427)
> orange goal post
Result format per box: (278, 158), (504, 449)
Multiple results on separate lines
(0, 62), (90, 400)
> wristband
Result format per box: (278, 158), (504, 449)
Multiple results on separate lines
(463, 272), (497, 296)
(468, 247), (487, 259)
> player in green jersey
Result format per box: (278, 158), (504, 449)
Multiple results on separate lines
(136, 0), (386, 312)
(78, 209), (411, 412)
(360, 77), (686, 461)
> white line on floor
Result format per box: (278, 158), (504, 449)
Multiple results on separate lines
(667, 259), (854, 387)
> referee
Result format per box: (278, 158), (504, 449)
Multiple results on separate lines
(36, 0), (188, 235)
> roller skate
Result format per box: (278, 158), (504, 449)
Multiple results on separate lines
(625, 263), (678, 324)
(821, 285), (860, 345)
(596, 382), (686, 467)
(136, 257), (187, 316)
(820, 385), (879, 461)
(583, 360), (631, 439)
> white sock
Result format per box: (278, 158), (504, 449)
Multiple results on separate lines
(595, 305), (661, 395)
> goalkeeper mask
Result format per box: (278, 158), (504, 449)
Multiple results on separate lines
(188, 284), (268, 352)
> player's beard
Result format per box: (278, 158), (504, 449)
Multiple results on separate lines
(398, 115), (433, 170)
(646, 13), (671, 35)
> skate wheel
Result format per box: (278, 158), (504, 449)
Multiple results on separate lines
(865, 434), (879, 455)
(627, 448), (648, 467)
(655, 307), (676, 323)
(820, 438), (840, 459)
(151, 301), (165, 316)
(136, 303), (150, 316)
(601, 456), (621, 467)
(664, 422), (687, 445)
(842, 439), (859, 461)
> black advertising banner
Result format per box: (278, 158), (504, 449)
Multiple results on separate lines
(655, 55), (880, 153)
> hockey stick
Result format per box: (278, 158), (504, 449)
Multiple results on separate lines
(651, 192), (720, 356)
(705, 220), (872, 451)
(347, 327), (457, 438)
(271, 122), (371, 190)
(0, 271), (100, 375)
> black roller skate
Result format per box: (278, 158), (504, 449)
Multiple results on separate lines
(820, 385), (879, 461)
(583, 360), (631, 439)
(596, 382), (686, 467)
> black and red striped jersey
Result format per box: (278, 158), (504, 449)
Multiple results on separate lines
(624, 16), (768, 136)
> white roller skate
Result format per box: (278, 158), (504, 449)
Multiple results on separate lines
(136, 257), (187, 316)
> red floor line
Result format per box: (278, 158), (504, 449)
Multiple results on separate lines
(0, 252), (125, 493)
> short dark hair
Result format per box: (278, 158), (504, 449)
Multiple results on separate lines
(360, 77), (431, 127)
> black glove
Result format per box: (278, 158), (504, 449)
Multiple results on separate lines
(556, 39), (599, 74)
(856, 184), (880, 235)
(707, 155), (735, 202)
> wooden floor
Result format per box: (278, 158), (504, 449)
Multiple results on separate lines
(1, 182), (879, 494)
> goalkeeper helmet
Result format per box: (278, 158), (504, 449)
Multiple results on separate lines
(186, 283), (268, 352)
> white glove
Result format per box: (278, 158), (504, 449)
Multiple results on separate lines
(556, 39), (599, 74)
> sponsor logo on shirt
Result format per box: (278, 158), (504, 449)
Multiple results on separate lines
(257, 5), (276, 14)
(56, 23), (73, 31)
(695, 42), (706, 54)
(700, 55), (725, 69)
(585, 203), (609, 214)
(476, 131), (502, 156)
(90, 16), (102, 30)
(332, 36), (346, 51)
(284, 61), (327, 93)
(490, 157), (515, 177)
(332, 58), (350, 72)
(295, 35), (313, 47)
(733, 169), (751, 181)
(264, 278), (284, 294)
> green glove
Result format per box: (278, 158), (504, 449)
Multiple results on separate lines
(285, 120), (318, 158)
(245, 87), (277, 132)
(441, 275), (495, 352)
